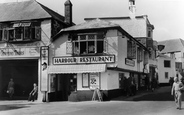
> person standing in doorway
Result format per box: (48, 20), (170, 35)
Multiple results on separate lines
(7, 78), (14, 99)
(171, 77), (184, 110)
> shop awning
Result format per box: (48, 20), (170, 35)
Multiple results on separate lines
(48, 64), (106, 74)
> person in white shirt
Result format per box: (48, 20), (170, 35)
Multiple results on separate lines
(171, 77), (184, 110)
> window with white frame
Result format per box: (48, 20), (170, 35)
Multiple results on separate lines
(70, 33), (107, 55)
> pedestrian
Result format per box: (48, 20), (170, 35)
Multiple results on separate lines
(145, 76), (149, 91)
(28, 83), (38, 102)
(171, 77), (184, 110)
(7, 78), (14, 99)
(151, 78), (156, 92)
(169, 77), (174, 88)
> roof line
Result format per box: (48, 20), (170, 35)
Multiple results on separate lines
(84, 15), (148, 21)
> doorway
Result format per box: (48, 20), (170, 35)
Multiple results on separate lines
(52, 74), (77, 101)
(0, 59), (38, 100)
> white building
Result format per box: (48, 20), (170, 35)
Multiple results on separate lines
(47, 19), (150, 101)
(157, 53), (176, 84)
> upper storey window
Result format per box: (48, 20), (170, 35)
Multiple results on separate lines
(0, 22), (41, 42)
(66, 33), (107, 55)
(127, 40), (136, 59)
(147, 26), (153, 38)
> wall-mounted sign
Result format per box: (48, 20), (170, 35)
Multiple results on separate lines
(53, 55), (115, 65)
(125, 58), (135, 67)
(40, 46), (49, 91)
(0, 47), (39, 58)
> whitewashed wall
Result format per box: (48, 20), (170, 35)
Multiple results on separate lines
(157, 56), (176, 83)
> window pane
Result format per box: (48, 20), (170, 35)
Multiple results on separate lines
(9, 29), (14, 40)
(164, 60), (171, 68)
(88, 34), (95, 40)
(35, 27), (41, 40)
(3, 29), (8, 41)
(80, 35), (86, 40)
(74, 42), (80, 54)
(88, 41), (95, 53)
(31, 27), (35, 39)
(73, 35), (78, 41)
(24, 27), (30, 40)
(97, 41), (103, 53)
(165, 72), (168, 79)
(15, 27), (22, 40)
(80, 42), (87, 54)
(97, 34), (104, 39)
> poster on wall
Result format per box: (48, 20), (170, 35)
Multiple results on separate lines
(90, 73), (100, 90)
(40, 46), (49, 91)
(82, 73), (89, 88)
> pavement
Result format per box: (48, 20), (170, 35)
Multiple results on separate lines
(0, 86), (184, 115)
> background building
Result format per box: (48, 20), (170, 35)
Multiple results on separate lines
(158, 38), (184, 84)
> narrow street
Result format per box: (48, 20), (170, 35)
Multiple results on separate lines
(0, 86), (184, 115)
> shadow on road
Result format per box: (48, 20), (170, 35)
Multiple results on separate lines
(0, 103), (36, 111)
(133, 92), (174, 101)
(112, 86), (184, 101)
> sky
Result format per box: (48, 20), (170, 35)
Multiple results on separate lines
(0, 0), (184, 42)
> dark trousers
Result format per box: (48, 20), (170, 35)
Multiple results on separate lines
(28, 93), (37, 101)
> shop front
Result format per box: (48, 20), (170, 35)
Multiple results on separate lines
(47, 55), (115, 101)
(0, 45), (40, 100)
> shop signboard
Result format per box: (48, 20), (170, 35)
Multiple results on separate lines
(125, 58), (135, 67)
(0, 47), (39, 58)
(53, 55), (115, 65)
(40, 46), (49, 91)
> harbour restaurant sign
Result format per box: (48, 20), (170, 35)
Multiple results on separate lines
(53, 55), (115, 65)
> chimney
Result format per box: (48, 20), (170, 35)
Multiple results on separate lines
(129, 0), (136, 19)
(64, 0), (73, 26)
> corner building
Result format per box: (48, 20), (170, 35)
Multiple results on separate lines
(48, 19), (150, 101)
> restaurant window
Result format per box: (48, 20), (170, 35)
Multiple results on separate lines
(70, 33), (107, 55)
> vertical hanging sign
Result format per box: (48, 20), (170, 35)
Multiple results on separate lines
(40, 46), (49, 91)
